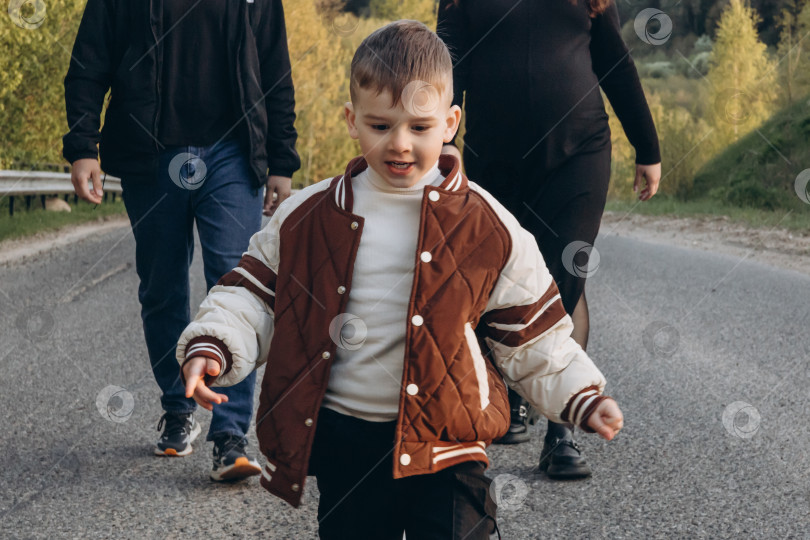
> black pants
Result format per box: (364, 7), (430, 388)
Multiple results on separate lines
(309, 408), (498, 540)
(465, 145), (611, 314)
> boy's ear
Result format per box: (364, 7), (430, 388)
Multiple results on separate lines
(443, 104), (462, 143)
(344, 102), (359, 139)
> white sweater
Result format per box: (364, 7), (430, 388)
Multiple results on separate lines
(322, 162), (443, 422)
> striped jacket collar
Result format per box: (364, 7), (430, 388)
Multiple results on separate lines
(331, 154), (466, 213)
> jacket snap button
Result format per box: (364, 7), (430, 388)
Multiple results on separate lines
(411, 315), (423, 326)
(350, 221), (359, 230)
(291, 483), (300, 492)
(305, 418), (313, 427)
(337, 286), (346, 294)
(322, 351), (331, 359)
(420, 251), (432, 263)
(400, 454), (411, 466)
(428, 191), (440, 202)
(406, 384), (418, 396)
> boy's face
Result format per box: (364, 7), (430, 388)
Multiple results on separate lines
(345, 82), (461, 189)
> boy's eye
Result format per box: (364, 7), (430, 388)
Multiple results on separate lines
(371, 124), (388, 131)
(412, 125), (428, 132)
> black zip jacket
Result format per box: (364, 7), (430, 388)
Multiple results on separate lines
(63, 0), (300, 186)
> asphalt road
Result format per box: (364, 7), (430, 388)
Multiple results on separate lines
(1, 221), (808, 539)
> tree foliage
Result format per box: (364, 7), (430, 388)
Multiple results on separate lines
(776, 0), (810, 103)
(706, 0), (777, 145)
(0, 0), (85, 169)
(287, 0), (357, 186)
(368, 0), (437, 24)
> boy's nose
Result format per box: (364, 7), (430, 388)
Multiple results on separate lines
(389, 128), (411, 153)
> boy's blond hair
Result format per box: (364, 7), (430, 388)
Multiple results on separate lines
(350, 20), (453, 107)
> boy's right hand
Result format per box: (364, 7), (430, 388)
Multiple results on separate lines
(587, 398), (624, 441)
(183, 357), (229, 411)
(70, 158), (103, 204)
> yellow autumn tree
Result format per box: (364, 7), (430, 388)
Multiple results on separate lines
(0, 0), (85, 169)
(369, 0), (438, 25)
(776, 0), (810, 104)
(286, 1), (359, 186)
(706, 0), (776, 146)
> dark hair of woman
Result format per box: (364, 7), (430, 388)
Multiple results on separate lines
(449, 0), (613, 17)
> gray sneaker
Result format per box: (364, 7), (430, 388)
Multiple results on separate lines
(154, 412), (201, 457)
(210, 435), (261, 481)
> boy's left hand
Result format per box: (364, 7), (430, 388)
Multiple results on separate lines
(587, 398), (624, 440)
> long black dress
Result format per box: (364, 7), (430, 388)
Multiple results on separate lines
(437, 0), (660, 314)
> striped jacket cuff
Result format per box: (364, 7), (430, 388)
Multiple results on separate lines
(561, 385), (608, 433)
(182, 336), (233, 386)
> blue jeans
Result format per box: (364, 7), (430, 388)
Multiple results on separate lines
(121, 138), (262, 441)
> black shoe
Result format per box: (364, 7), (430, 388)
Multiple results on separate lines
(537, 423), (592, 479)
(210, 434), (261, 482)
(494, 389), (532, 445)
(154, 412), (201, 457)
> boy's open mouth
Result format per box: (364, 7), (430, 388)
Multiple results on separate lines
(386, 161), (415, 175)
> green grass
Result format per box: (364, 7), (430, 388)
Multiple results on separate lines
(691, 96), (810, 211)
(604, 94), (810, 230)
(605, 196), (810, 231)
(0, 197), (127, 243)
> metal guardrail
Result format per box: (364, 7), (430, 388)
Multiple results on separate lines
(0, 170), (122, 216)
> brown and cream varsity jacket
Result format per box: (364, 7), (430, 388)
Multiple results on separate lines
(177, 154), (608, 507)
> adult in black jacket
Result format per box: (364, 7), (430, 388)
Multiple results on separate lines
(437, 0), (661, 479)
(63, 0), (300, 481)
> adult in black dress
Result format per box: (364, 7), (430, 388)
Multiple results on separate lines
(438, 0), (661, 479)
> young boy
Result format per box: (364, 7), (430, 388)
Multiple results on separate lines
(177, 20), (623, 539)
